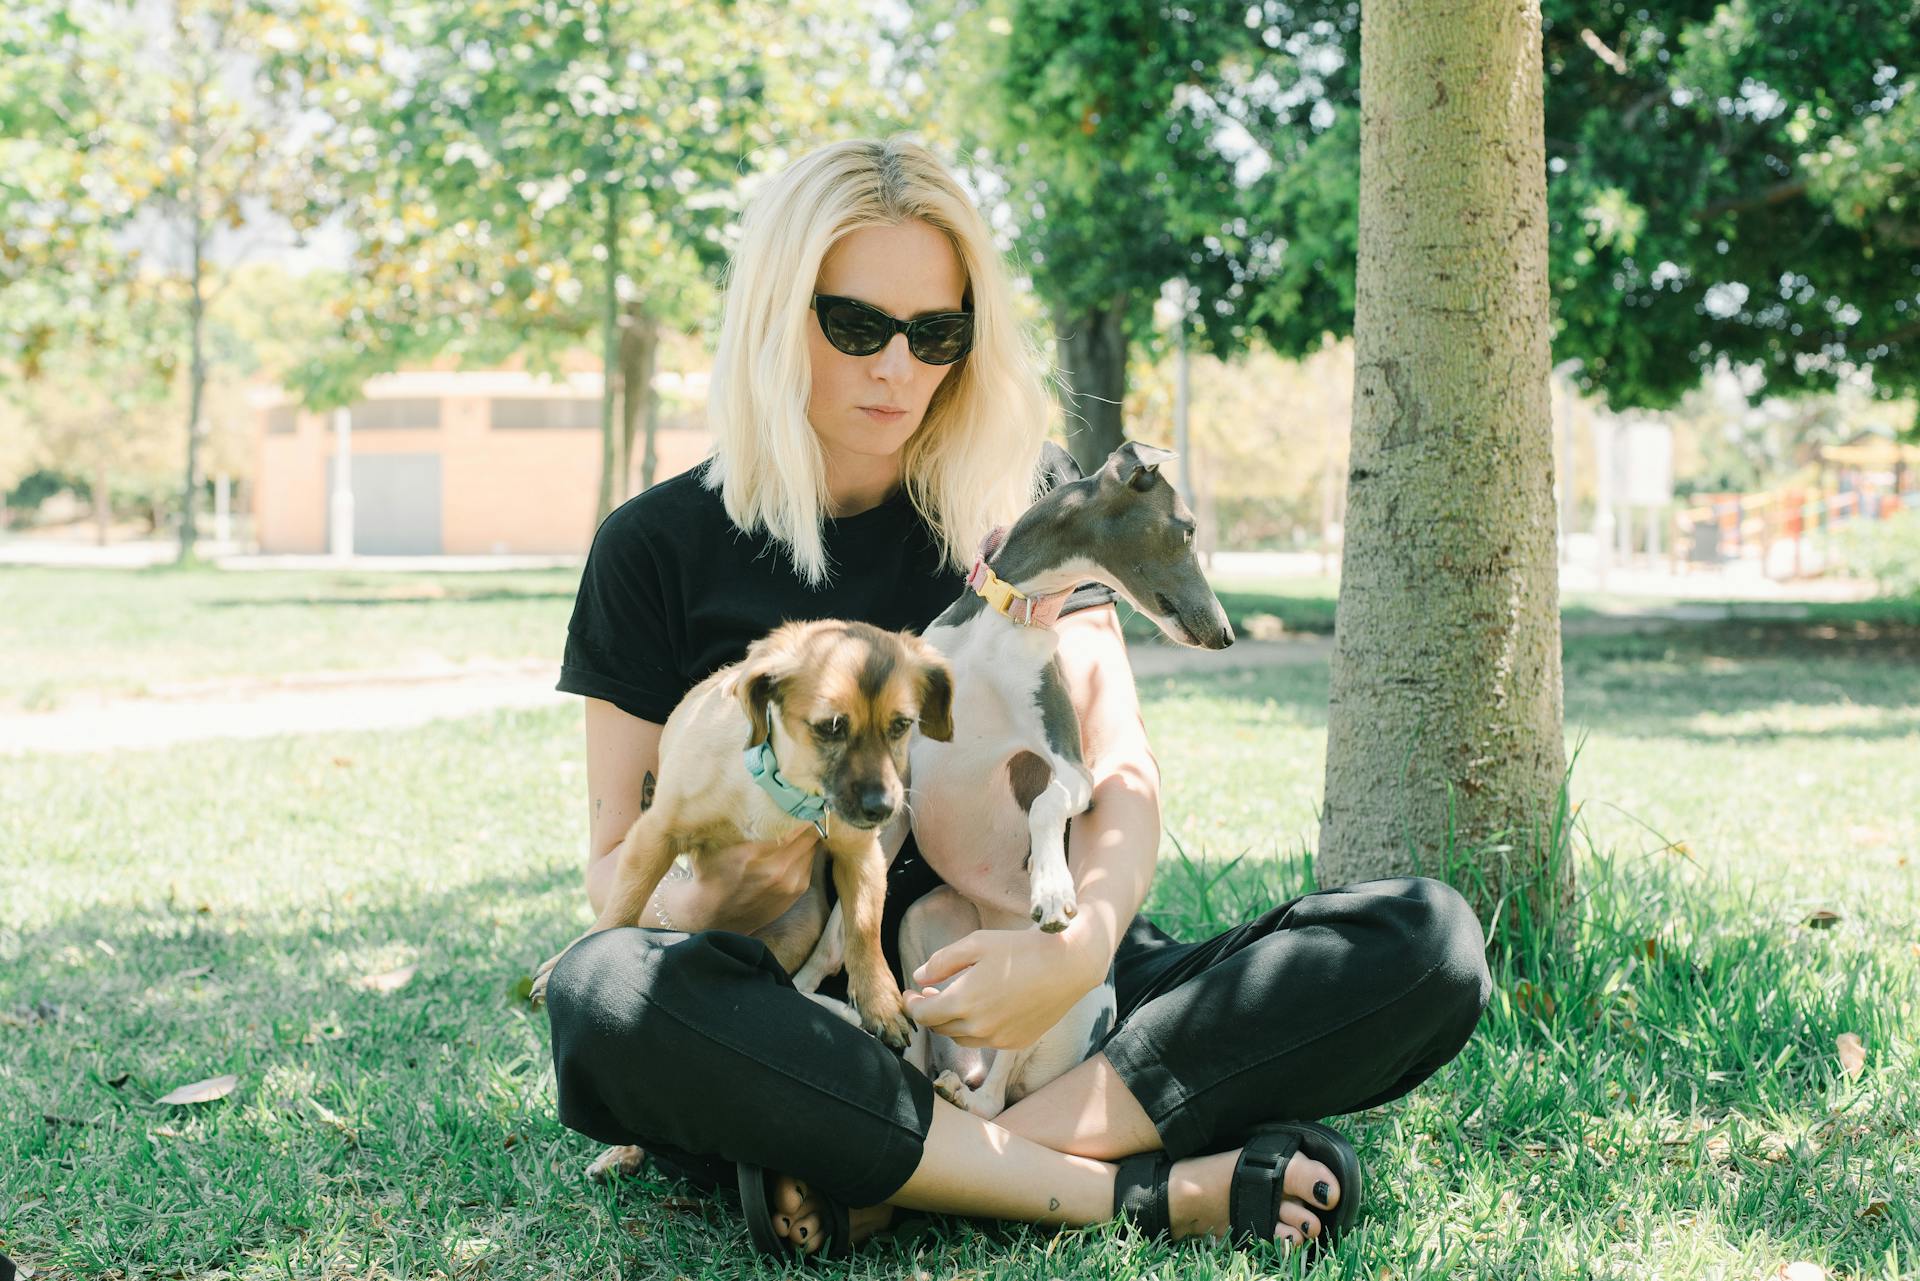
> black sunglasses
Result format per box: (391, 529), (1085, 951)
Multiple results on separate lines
(811, 293), (974, 365)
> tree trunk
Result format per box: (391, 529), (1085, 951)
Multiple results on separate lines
(1050, 298), (1128, 475)
(619, 301), (660, 495)
(93, 459), (110, 546)
(177, 206), (206, 566)
(594, 184), (622, 530)
(1318, 0), (1569, 929)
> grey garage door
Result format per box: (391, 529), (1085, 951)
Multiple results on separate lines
(326, 453), (443, 555)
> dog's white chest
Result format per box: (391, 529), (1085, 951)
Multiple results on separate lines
(910, 620), (1067, 918)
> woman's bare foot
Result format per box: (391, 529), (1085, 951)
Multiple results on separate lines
(768, 1174), (894, 1256)
(1165, 1146), (1340, 1248)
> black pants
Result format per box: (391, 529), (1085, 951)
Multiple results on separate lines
(545, 874), (1492, 1209)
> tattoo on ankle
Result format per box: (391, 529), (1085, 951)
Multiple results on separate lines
(1048, 1197), (1059, 1213)
(641, 771), (656, 811)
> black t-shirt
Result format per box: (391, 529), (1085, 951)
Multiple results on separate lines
(555, 452), (1113, 985)
(557, 455), (1108, 722)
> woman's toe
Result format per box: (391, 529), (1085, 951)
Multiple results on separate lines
(1284, 1152), (1339, 1211)
(772, 1175), (806, 1218)
(793, 1212), (822, 1253)
(1279, 1200), (1322, 1240)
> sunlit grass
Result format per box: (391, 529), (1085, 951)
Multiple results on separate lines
(3, 579), (1917, 1278)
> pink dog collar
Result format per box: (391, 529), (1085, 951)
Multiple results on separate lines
(967, 526), (1072, 629)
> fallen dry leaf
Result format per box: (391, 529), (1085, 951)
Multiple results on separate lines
(1778, 1263), (1826, 1281)
(308, 1098), (358, 1142)
(151, 1123), (186, 1138)
(351, 964), (417, 994)
(155, 1074), (238, 1106)
(1836, 1032), (1866, 1079)
(1860, 1199), (1889, 1218)
(1802, 909), (1842, 930)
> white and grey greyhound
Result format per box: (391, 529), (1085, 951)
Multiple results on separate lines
(796, 439), (1234, 1118)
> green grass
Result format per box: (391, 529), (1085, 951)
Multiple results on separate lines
(4, 574), (1918, 1278)
(0, 566), (580, 712)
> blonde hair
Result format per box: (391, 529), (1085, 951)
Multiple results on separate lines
(703, 136), (1052, 585)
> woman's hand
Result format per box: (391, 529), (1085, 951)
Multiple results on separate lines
(682, 828), (820, 935)
(901, 928), (1103, 1051)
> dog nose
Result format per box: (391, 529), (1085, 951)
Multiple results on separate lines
(854, 782), (894, 824)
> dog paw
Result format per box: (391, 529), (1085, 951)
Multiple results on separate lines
(585, 1145), (647, 1182)
(932, 1070), (975, 1110)
(527, 957), (560, 1006)
(1029, 881), (1078, 934)
(856, 997), (916, 1051)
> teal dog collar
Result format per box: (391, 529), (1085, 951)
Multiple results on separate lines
(743, 739), (830, 838)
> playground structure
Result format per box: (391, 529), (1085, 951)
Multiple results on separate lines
(1670, 434), (1920, 581)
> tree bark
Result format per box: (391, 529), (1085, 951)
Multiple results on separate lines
(177, 108), (207, 567)
(594, 184), (622, 530)
(1050, 298), (1128, 475)
(619, 301), (660, 496)
(93, 459), (110, 546)
(1319, 0), (1570, 928)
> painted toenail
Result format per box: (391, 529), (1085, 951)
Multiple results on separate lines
(797, 1227), (808, 1240)
(1314, 1180), (1332, 1206)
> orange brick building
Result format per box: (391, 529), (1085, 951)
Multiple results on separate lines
(252, 368), (711, 555)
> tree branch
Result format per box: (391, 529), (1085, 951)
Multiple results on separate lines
(1696, 177), (1808, 221)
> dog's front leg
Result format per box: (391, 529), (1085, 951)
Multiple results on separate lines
(791, 900), (844, 994)
(829, 835), (914, 1049)
(1027, 764), (1093, 932)
(530, 804), (680, 1002)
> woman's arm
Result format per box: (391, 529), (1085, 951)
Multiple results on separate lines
(903, 605), (1161, 1050)
(1051, 604), (1161, 978)
(583, 697), (818, 933)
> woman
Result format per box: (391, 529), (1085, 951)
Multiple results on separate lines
(546, 136), (1491, 1260)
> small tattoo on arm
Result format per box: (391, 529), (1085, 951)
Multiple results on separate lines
(641, 771), (656, 812)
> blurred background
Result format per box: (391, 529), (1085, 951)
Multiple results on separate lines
(2, 0), (1916, 594)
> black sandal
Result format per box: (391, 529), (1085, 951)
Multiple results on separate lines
(1113, 1120), (1362, 1255)
(737, 1161), (852, 1261)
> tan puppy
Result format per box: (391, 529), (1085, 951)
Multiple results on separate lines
(532, 619), (953, 1048)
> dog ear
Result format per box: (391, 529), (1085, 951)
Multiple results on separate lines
(1103, 439), (1178, 493)
(1036, 440), (1084, 488)
(736, 630), (800, 748)
(914, 649), (955, 743)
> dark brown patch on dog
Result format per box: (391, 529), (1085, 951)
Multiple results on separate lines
(857, 641), (897, 704)
(1008, 750), (1052, 813)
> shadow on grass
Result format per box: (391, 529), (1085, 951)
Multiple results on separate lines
(1137, 622), (1920, 746)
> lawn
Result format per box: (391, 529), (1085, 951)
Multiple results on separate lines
(2, 571), (1917, 1279)
(0, 566), (579, 713)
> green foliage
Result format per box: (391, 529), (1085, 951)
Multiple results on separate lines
(268, 0), (906, 410)
(937, 0), (1326, 357)
(1835, 509), (1920, 597)
(1538, 0), (1920, 411)
(935, 0), (1919, 415)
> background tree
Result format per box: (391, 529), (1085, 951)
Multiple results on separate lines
(1224, 0), (1920, 418)
(1317, 0), (1569, 922)
(139, 0), (309, 563)
(273, 0), (914, 524)
(932, 0), (1306, 473)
